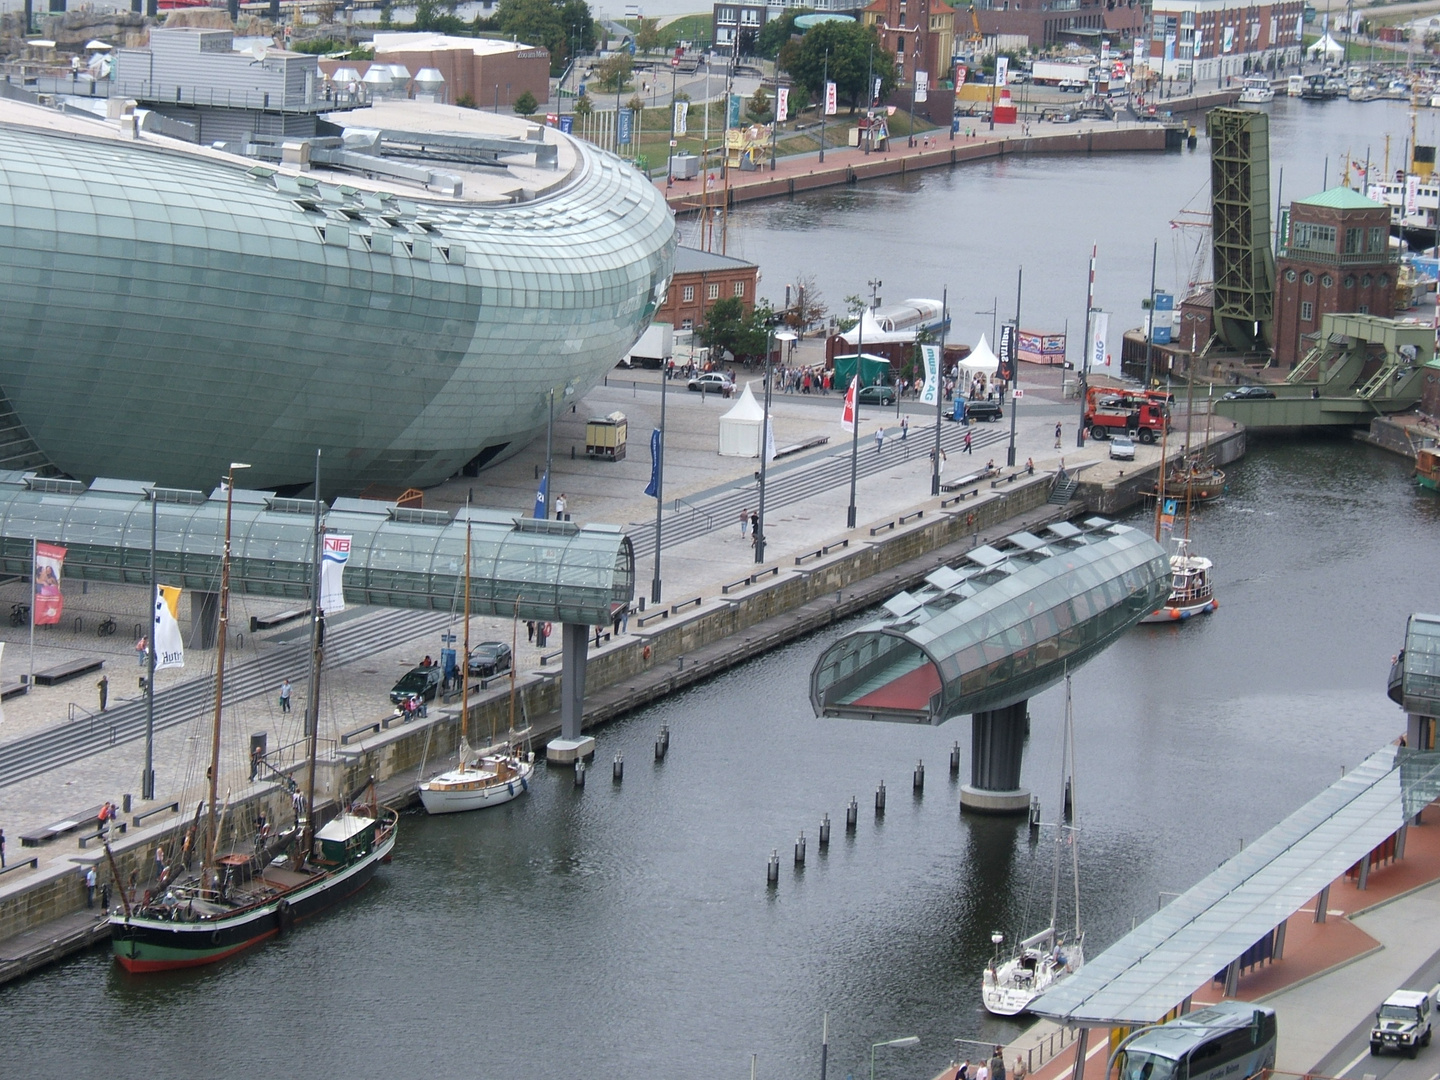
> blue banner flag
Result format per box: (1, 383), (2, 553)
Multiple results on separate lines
(618, 108), (633, 146)
(559, 115), (574, 133)
(644, 429), (662, 497)
(1160, 497), (1177, 532)
(727, 94), (742, 128)
(534, 470), (549, 518)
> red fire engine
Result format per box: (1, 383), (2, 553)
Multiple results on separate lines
(1083, 387), (1171, 443)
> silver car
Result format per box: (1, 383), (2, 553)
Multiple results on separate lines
(1109, 435), (1136, 461)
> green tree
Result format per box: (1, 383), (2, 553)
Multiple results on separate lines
(379, 0), (393, 28)
(513, 89), (538, 114)
(757, 7), (810, 59)
(634, 16), (663, 54)
(783, 21), (895, 113)
(493, 0), (596, 76)
(595, 51), (633, 92)
(787, 274), (826, 334)
(573, 92), (593, 118)
(699, 298), (774, 361)
(746, 86), (772, 122)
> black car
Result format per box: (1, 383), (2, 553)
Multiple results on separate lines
(857, 384), (896, 406)
(468, 641), (513, 678)
(964, 399), (1004, 422)
(389, 665), (442, 705)
(1222, 385), (1276, 400)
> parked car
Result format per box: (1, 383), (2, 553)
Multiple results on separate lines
(963, 399), (1004, 422)
(468, 641), (513, 678)
(389, 664), (442, 705)
(687, 372), (734, 396)
(1222, 385), (1276, 400)
(1109, 434), (1136, 461)
(1371, 989), (1435, 1057)
(857, 384), (896, 406)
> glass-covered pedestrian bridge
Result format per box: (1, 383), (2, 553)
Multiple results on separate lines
(0, 472), (632, 626)
(1390, 613), (1440, 718)
(811, 518), (1170, 723)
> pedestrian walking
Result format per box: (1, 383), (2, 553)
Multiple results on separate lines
(85, 865), (97, 908)
(1026, 457), (1034, 475)
(279, 678), (292, 713)
(1013, 1056), (1028, 1080)
(964, 429), (973, 454)
(957, 1062), (970, 1080)
(976, 1060), (989, 1080)
(0, 827), (6, 869)
(526, 619), (535, 643)
(250, 742), (262, 781)
(1054, 422), (1063, 449)
(931, 447), (947, 475)
(991, 1047), (1007, 1080)
(611, 607), (622, 637)
(135, 636), (148, 668)
(555, 492), (568, 520)
(900, 415), (909, 441)
(96, 676), (108, 712)
(740, 508), (749, 537)
(749, 511), (759, 544)
(875, 428), (885, 454)
(621, 604), (630, 634)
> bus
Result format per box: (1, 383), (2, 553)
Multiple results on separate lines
(1117, 1002), (1277, 1080)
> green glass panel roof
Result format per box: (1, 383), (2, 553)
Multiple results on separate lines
(1297, 186), (1386, 210)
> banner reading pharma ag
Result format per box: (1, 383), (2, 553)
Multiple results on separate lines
(918, 343), (942, 406)
(776, 87), (789, 123)
(153, 585), (185, 670)
(33, 541), (66, 625)
(824, 81), (837, 116)
(1089, 311), (1110, 369)
(321, 534), (352, 614)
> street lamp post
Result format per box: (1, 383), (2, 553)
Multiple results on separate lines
(757, 328), (794, 563)
(865, 44), (874, 155)
(652, 362), (669, 603)
(1007, 266), (1022, 467)
(142, 493), (156, 800)
(667, 63), (678, 185)
(1078, 243), (1096, 449)
(847, 278), (881, 529)
(870, 1036), (921, 1080)
(544, 388), (556, 520)
(819, 49), (829, 163)
(931, 286), (949, 496)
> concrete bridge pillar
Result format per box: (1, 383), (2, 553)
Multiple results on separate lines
(545, 622), (596, 765)
(960, 700), (1031, 814)
(191, 590), (219, 650)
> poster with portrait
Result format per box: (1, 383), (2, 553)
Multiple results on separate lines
(33, 542), (65, 625)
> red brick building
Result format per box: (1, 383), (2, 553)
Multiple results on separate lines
(657, 247), (760, 333)
(1274, 188), (1397, 369)
(1145, 0), (1303, 87)
(975, 0), (1142, 51)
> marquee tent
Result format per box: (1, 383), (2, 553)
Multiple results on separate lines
(958, 334), (1000, 376)
(1307, 33), (1344, 60)
(718, 382), (767, 457)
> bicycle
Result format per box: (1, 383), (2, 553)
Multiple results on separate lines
(97, 615), (117, 637)
(9, 603), (29, 627)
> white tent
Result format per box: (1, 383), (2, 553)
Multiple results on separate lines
(958, 334), (1000, 377)
(718, 382), (766, 457)
(1307, 33), (1344, 60)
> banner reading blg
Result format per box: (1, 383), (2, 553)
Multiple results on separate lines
(33, 541), (66, 625)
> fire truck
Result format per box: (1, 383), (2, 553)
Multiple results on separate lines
(1083, 386), (1171, 443)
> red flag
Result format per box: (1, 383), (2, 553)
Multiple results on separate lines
(841, 378), (856, 432)
(34, 542), (66, 625)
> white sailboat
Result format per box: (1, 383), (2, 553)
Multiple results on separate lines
(981, 677), (1085, 1016)
(419, 512), (534, 815)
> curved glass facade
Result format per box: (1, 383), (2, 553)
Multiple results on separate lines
(0, 472), (631, 625)
(1398, 613), (1440, 716)
(811, 520), (1171, 721)
(0, 110), (675, 493)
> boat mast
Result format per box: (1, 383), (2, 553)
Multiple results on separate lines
(506, 595), (519, 741)
(1066, 676), (1081, 939)
(204, 462), (248, 885)
(1153, 405), (1170, 541)
(302, 449), (323, 856)
(1048, 675), (1068, 934)
(461, 499), (472, 753)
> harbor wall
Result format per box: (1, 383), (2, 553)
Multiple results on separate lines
(1078, 426), (1247, 514)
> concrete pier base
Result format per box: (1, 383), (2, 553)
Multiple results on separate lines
(962, 700), (1030, 815)
(546, 736), (595, 764)
(959, 785), (1032, 814)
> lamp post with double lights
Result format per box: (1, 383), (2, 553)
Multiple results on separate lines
(931, 286), (949, 496)
(847, 278), (881, 529)
(756, 327), (795, 563)
(819, 49), (829, 163)
(1006, 266), (1022, 467)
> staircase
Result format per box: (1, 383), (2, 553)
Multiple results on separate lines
(1356, 361), (1397, 401)
(1286, 338), (1340, 384)
(1048, 472), (1079, 505)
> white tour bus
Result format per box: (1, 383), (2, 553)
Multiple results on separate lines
(1117, 1002), (1277, 1080)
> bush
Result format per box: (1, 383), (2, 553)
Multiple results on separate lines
(513, 90), (538, 115)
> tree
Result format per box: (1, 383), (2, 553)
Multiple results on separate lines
(787, 273), (827, 335)
(595, 51), (632, 92)
(746, 86), (772, 122)
(698, 298), (773, 361)
(783, 21), (896, 113)
(757, 7), (811, 59)
(493, 0), (596, 76)
(634, 16), (663, 54)
(513, 90), (538, 114)
(573, 92), (593, 118)
(627, 93), (645, 113)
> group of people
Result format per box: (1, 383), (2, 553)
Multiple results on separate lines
(955, 1045), (1028, 1080)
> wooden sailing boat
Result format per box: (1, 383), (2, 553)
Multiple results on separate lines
(110, 460), (399, 972)
(1140, 384), (1218, 624)
(981, 675), (1085, 1017)
(418, 508), (534, 815)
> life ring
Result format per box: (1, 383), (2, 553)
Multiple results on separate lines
(642, 644), (651, 661)
(211, 929), (222, 944)
(276, 899), (294, 936)
(967, 512), (975, 527)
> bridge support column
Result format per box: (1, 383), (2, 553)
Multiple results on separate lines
(959, 700), (1031, 815)
(546, 622), (595, 764)
(191, 590), (219, 650)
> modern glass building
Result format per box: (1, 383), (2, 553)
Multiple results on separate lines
(0, 94), (675, 495)
(811, 518), (1171, 723)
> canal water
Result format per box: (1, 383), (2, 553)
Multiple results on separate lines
(5, 105), (1440, 1080)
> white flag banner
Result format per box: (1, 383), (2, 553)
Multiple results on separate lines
(1091, 311), (1110, 368)
(1407, 175), (1420, 216)
(824, 81), (837, 116)
(915, 71), (929, 102)
(764, 418), (776, 463)
(872, 75), (882, 104)
(154, 584), (184, 670)
(776, 86), (789, 123)
(919, 343), (942, 406)
(995, 56), (1009, 87)
(320, 534), (352, 614)
(674, 99), (688, 135)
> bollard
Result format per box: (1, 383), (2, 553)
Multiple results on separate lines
(913, 760), (925, 794)
(1064, 777), (1073, 821)
(574, 759), (586, 788)
(950, 741), (961, 775)
(655, 736), (666, 761)
(795, 831), (806, 866)
(767, 849), (780, 886)
(846, 796), (858, 832)
(1029, 796), (1042, 830)
(677, 655), (685, 671)
(613, 753), (624, 783)
(660, 724), (670, 753)
(819, 813), (831, 848)
(122, 793), (133, 814)
(875, 781), (886, 815)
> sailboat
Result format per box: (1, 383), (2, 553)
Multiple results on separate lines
(110, 461), (399, 972)
(418, 511), (534, 815)
(1140, 376), (1219, 623)
(981, 676), (1085, 1017)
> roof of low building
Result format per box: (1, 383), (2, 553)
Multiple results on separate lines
(673, 246), (757, 274)
(1298, 186), (1386, 210)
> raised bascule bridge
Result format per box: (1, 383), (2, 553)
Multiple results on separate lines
(810, 517), (1170, 813)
